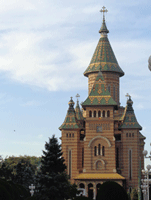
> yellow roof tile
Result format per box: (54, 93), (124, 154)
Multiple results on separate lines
(74, 173), (125, 180)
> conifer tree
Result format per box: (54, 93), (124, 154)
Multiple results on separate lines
(37, 135), (77, 200)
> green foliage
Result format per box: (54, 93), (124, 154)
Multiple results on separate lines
(37, 135), (78, 200)
(13, 159), (35, 189)
(96, 181), (128, 200)
(130, 188), (138, 200)
(0, 178), (30, 200)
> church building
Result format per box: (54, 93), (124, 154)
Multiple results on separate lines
(59, 7), (145, 199)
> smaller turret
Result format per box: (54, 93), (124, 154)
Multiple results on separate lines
(120, 95), (142, 130)
(59, 97), (81, 130)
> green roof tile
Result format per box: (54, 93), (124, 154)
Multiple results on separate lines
(120, 97), (142, 130)
(59, 98), (81, 130)
(82, 72), (117, 107)
(84, 20), (124, 77)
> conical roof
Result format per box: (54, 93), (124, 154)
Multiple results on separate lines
(120, 96), (142, 130)
(82, 71), (117, 107)
(75, 100), (84, 121)
(84, 19), (124, 77)
(59, 98), (81, 130)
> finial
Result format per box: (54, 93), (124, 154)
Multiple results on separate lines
(125, 93), (130, 99)
(76, 94), (80, 102)
(100, 6), (108, 21)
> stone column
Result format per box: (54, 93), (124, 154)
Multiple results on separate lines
(85, 182), (88, 197)
(93, 183), (96, 200)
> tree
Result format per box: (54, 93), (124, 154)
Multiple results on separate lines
(96, 181), (128, 200)
(13, 159), (35, 189)
(37, 135), (78, 200)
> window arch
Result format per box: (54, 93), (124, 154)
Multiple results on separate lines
(107, 110), (110, 117)
(102, 146), (105, 156)
(98, 111), (101, 117)
(103, 110), (105, 117)
(94, 110), (96, 118)
(89, 111), (92, 117)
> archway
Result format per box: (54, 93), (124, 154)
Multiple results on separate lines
(88, 183), (93, 199)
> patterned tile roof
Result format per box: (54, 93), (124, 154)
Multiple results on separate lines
(75, 100), (84, 121)
(59, 98), (81, 130)
(139, 132), (146, 139)
(84, 20), (124, 77)
(120, 97), (142, 130)
(82, 71), (117, 106)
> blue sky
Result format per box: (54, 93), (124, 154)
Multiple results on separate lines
(0, 0), (151, 166)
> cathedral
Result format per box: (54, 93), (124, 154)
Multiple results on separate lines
(59, 8), (145, 199)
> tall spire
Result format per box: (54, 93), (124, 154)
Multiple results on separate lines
(84, 7), (124, 77)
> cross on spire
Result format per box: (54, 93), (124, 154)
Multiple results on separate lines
(76, 93), (80, 102)
(100, 6), (108, 20)
(125, 93), (131, 99)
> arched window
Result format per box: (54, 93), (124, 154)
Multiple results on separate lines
(107, 110), (110, 117)
(94, 111), (96, 118)
(103, 110), (105, 117)
(129, 133), (131, 137)
(72, 133), (74, 137)
(98, 144), (101, 155)
(102, 146), (105, 156)
(132, 133), (134, 137)
(126, 133), (128, 137)
(66, 133), (68, 137)
(79, 183), (85, 189)
(94, 146), (97, 156)
(69, 133), (71, 137)
(98, 111), (101, 117)
(89, 111), (92, 117)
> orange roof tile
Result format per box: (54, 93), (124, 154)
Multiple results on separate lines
(74, 173), (125, 180)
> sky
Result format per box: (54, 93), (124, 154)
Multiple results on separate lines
(0, 0), (151, 167)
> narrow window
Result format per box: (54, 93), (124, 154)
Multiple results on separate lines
(102, 146), (105, 156)
(129, 133), (131, 137)
(129, 149), (132, 180)
(103, 110), (105, 117)
(94, 146), (97, 156)
(72, 133), (74, 137)
(94, 111), (96, 117)
(107, 110), (110, 117)
(113, 86), (115, 100)
(126, 133), (128, 137)
(98, 144), (101, 155)
(66, 133), (68, 137)
(89, 111), (92, 117)
(69, 133), (71, 137)
(82, 148), (84, 168)
(98, 111), (101, 117)
(108, 85), (110, 92)
(68, 150), (72, 179)
(116, 148), (119, 168)
(132, 133), (134, 137)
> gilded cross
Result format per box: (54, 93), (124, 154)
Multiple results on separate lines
(125, 93), (131, 99)
(100, 6), (108, 19)
(76, 93), (80, 101)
